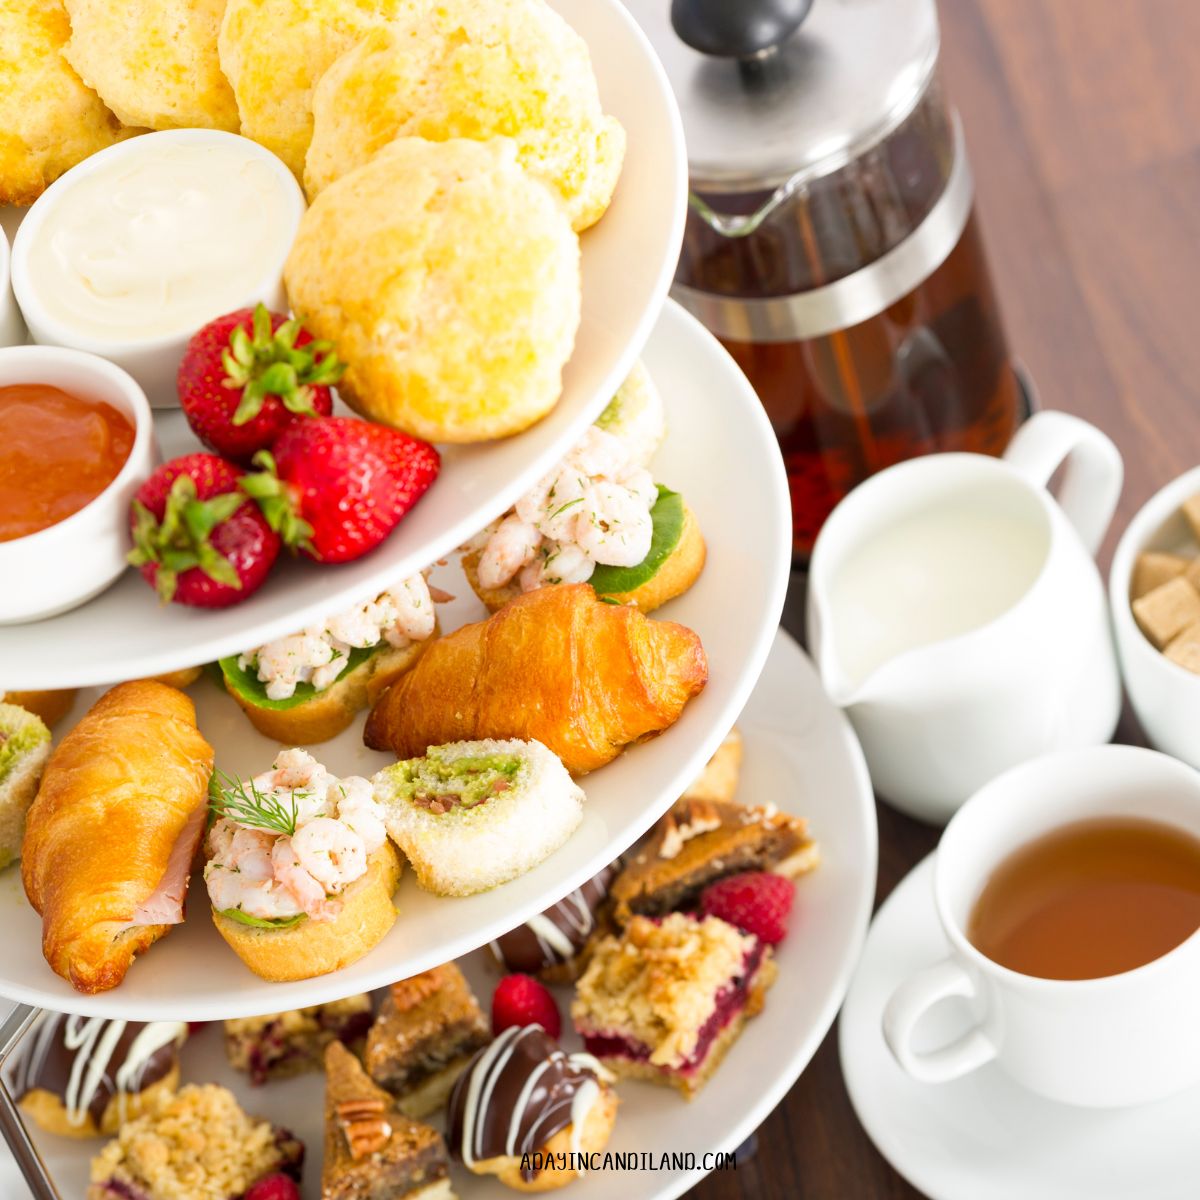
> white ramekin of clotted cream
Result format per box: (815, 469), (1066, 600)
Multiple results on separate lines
(11, 129), (305, 406)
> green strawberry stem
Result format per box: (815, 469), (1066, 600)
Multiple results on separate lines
(240, 451), (317, 557)
(127, 475), (244, 602)
(223, 303), (344, 426)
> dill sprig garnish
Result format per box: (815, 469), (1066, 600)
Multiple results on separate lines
(208, 768), (302, 837)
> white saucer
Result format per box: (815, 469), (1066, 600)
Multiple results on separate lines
(840, 854), (1200, 1200)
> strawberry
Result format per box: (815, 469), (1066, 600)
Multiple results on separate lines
(492, 973), (561, 1040)
(127, 453), (280, 607)
(243, 1174), (301, 1200)
(178, 304), (341, 464)
(242, 417), (440, 564)
(700, 872), (796, 945)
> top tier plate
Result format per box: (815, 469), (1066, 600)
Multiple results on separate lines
(0, 0), (686, 688)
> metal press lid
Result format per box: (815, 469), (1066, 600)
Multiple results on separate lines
(624, 0), (941, 191)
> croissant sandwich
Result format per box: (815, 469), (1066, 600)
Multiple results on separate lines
(22, 681), (214, 994)
(363, 584), (708, 774)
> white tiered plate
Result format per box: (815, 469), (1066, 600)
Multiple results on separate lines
(0, 302), (794, 1020)
(0, 630), (878, 1200)
(0, 0), (686, 682)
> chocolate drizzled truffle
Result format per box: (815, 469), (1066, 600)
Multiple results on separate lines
(8, 1014), (185, 1134)
(447, 1025), (609, 1182)
(490, 864), (616, 981)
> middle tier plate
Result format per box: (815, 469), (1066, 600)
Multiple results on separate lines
(0, 300), (792, 1020)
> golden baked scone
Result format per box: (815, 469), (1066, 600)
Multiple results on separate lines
(219, 0), (409, 178)
(62, 0), (238, 132)
(0, 0), (135, 205)
(1, 689), (77, 729)
(286, 137), (580, 443)
(305, 0), (625, 230)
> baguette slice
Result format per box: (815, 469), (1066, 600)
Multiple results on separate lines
(463, 502), (704, 614)
(224, 624), (438, 745)
(212, 843), (402, 982)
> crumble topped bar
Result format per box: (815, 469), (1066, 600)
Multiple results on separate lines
(225, 995), (374, 1085)
(572, 913), (757, 1068)
(87, 1084), (302, 1200)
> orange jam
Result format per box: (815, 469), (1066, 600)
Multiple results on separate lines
(0, 383), (135, 542)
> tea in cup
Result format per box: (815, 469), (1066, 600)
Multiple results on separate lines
(883, 746), (1200, 1107)
(808, 410), (1124, 823)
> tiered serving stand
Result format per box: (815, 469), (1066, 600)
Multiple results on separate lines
(0, 2), (878, 1194)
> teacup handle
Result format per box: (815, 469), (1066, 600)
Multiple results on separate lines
(1002, 410), (1124, 556)
(882, 959), (997, 1083)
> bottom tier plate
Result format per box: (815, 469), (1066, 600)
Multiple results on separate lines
(0, 629), (876, 1200)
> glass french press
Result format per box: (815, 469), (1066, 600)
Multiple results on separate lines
(628, 0), (1024, 557)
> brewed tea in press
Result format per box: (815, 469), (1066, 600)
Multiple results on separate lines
(627, 0), (1023, 556)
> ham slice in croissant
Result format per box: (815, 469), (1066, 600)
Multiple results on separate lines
(363, 583), (708, 773)
(22, 681), (214, 994)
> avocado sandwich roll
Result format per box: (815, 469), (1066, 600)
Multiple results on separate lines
(372, 739), (585, 897)
(0, 703), (52, 870)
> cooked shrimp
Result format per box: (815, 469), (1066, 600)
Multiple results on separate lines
(478, 515), (541, 589)
(571, 481), (654, 567)
(204, 865), (303, 921)
(523, 542), (595, 590)
(336, 777), (387, 853)
(379, 574), (436, 645)
(291, 818), (367, 893)
(271, 835), (332, 917)
(226, 828), (275, 881)
(270, 748), (321, 790)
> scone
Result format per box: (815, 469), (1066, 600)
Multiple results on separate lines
(447, 1025), (618, 1192)
(1, 689), (77, 729)
(219, 0), (410, 178)
(285, 136), (580, 443)
(305, 0), (625, 230)
(0, 0), (135, 205)
(62, 0), (239, 131)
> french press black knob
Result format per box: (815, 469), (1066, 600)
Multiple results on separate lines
(670, 0), (814, 58)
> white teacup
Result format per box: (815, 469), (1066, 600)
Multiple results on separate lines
(883, 745), (1200, 1108)
(807, 410), (1124, 823)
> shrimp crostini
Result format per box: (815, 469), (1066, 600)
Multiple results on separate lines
(205, 748), (401, 982)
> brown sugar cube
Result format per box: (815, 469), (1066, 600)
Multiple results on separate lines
(1132, 552), (1190, 599)
(1132, 577), (1200, 649)
(1182, 494), (1200, 542)
(1165, 622), (1200, 675)
(1185, 557), (1200, 592)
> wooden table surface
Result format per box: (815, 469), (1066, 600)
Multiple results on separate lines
(694, 1), (1200, 1196)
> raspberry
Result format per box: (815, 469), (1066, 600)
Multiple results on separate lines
(243, 1174), (300, 1200)
(492, 973), (561, 1039)
(700, 872), (795, 945)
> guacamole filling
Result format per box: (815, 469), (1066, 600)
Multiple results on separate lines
(589, 485), (685, 596)
(218, 907), (307, 931)
(219, 642), (382, 711)
(0, 719), (49, 784)
(392, 752), (523, 815)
